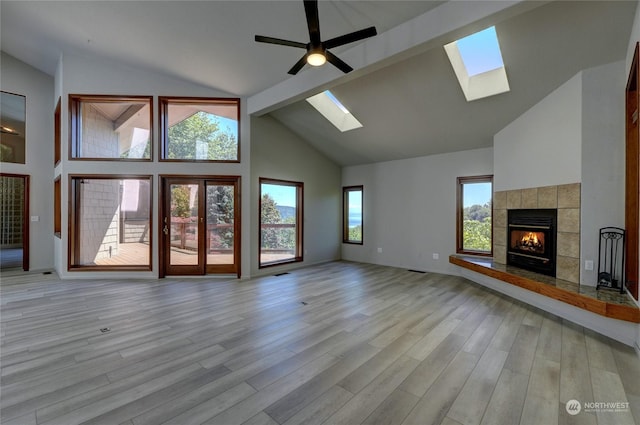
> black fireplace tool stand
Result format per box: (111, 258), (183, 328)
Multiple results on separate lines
(597, 227), (625, 294)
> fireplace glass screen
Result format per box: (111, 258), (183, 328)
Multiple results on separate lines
(510, 230), (545, 255)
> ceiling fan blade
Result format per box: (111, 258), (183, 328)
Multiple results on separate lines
(288, 54), (309, 75)
(324, 26), (377, 49)
(255, 35), (307, 49)
(325, 50), (353, 73)
(304, 0), (321, 46)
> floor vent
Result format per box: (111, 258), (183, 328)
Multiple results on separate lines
(407, 269), (426, 274)
(274, 272), (290, 277)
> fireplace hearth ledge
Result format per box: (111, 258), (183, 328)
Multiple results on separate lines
(449, 255), (639, 346)
(450, 255), (638, 321)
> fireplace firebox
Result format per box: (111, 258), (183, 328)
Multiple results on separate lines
(507, 209), (557, 277)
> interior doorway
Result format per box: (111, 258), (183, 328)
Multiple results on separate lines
(0, 173), (29, 271)
(160, 176), (240, 277)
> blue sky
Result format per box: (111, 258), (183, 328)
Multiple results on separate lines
(457, 26), (504, 76)
(262, 183), (296, 207)
(214, 115), (238, 138)
(464, 182), (492, 207)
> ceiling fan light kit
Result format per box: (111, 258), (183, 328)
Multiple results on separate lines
(255, 0), (377, 75)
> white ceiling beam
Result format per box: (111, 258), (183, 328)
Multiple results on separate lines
(248, 0), (537, 116)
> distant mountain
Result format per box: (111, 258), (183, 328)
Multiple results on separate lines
(277, 205), (296, 220)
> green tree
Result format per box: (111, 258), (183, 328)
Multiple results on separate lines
(463, 217), (492, 251)
(464, 201), (491, 222)
(261, 194), (282, 249)
(207, 186), (234, 248)
(167, 111), (237, 160)
(171, 186), (191, 218)
(348, 225), (362, 242)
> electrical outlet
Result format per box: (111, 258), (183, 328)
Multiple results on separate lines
(377, 247), (382, 253)
(432, 253), (439, 260)
(585, 260), (594, 271)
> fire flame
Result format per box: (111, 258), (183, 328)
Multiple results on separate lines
(522, 232), (538, 245)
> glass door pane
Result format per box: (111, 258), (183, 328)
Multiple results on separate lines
(169, 183), (200, 267)
(206, 183), (235, 270)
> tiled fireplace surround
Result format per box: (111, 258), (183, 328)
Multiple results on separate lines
(493, 183), (581, 284)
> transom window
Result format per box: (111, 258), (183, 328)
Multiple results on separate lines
(160, 97), (240, 162)
(69, 95), (152, 160)
(259, 178), (303, 267)
(456, 175), (493, 255)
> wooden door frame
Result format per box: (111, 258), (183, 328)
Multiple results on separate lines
(625, 42), (639, 300)
(1, 173), (29, 271)
(159, 175), (241, 278)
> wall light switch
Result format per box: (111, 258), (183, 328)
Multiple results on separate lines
(585, 260), (594, 271)
(30, 216), (39, 222)
(432, 253), (439, 260)
(377, 247), (382, 253)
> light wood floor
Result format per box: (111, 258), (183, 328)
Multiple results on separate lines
(1, 261), (638, 425)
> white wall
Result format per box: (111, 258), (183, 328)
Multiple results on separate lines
(581, 61), (626, 287)
(342, 147), (493, 275)
(56, 52), (251, 278)
(1, 52), (55, 272)
(493, 73), (582, 192)
(250, 115), (342, 277)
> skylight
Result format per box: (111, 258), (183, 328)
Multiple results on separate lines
(306, 90), (362, 132)
(444, 26), (510, 101)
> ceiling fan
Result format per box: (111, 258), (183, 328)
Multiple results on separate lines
(255, 0), (377, 75)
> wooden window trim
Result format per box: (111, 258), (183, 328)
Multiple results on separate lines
(159, 97), (241, 163)
(343, 185), (363, 245)
(54, 176), (61, 238)
(54, 97), (61, 166)
(68, 174), (153, 271)
(456, 175), (493, 257)
(625, 42), (639, 300)
(69, 94), (153, 161)
(259, 177), (303, 268)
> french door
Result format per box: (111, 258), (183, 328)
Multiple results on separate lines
(160, 176), (240, 277)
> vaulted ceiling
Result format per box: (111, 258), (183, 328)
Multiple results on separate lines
(1, 1), (637, 166)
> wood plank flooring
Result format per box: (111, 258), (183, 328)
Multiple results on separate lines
(1, 261), (638, 425)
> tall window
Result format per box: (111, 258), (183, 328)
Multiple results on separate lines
(69, 95), (152, 160)
(343, 186), (363, 244)
(259, 178), (303, 267)
(160, 97), (240, 162)
(69, 175), (152, 270)
(457, 175), (493, 255)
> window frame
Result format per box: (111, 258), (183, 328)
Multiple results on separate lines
(258, 177), (303, 268)
(54, 97), (61, 166)
(159, 97), (241, 163)
(456, 175), (493, 256)
(68, 174), (153, 271)
(69, 94), (153, 161)
(343, 185), (363, 244)
(54, 176), (61, 238)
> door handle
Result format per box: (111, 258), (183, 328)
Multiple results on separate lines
(163, 225), (169, 235)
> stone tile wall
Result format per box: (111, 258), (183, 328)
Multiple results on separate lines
(494, 183), (581, 283)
